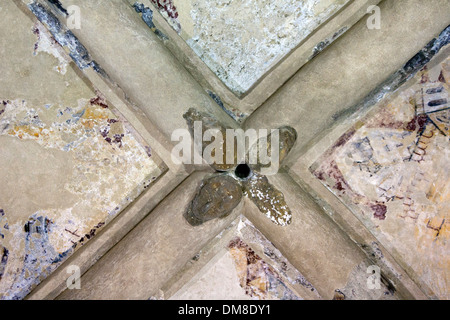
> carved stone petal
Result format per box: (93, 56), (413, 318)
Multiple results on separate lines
(185, 174), (243, 226)
(277, 126), (298, 165)
(183, 108), (236, 171)
(248, 126), (297, 173)
(243, 173), (292, 226)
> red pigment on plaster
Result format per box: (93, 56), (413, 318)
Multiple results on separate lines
(151, 0), (179, 19)
(370, 203), (387, 220)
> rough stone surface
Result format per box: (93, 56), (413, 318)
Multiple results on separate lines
(164, 0), (349, 95)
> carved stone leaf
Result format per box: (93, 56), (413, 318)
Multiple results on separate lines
(184, 174), (243, 226)
(248, 126), (297, 172)
(183, 108), (236, 171)
(243, 173), (292, 226)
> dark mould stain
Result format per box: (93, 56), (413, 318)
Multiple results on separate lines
(371, 241), (384, 259)
(207, 90), (241, 122)
(144, 146), (152, 157)
(192, 253), (200, 261)
(90, 61), (108, 78)
(133, 3), (155, 28)
(403, 25), (450, 76)
(24, 216), (53, 235)
(0, 247), (9, 281)
(77, 222), (105, 246)
(47, 0), (68, 16)
(133, 3), (169, 41)
(0, 209), (6, 240)
(294, 275), (316, 292)
(207, 90), (225, 109)
(438, 70), (446, 83)
(311, 26), (348, 59)
(28, 3), (103, 72)
(380, 275), (396, 295)
(263, 247), (276, 260)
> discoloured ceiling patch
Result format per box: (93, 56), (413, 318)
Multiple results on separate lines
(28, 2), (103, 72)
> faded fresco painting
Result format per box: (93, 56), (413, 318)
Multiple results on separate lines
(0, 7), (163, 299)
(311, 54), (449, 299)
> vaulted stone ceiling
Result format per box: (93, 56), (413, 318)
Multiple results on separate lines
(0, 0), (449, 300)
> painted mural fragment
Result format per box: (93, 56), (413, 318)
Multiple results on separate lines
(168, 217), (315, 300)
(0, 96), (161, 299)
(227, 237), (301, 300)
(149, 0), (181, 33)
(0, 1), (164, 299)
(311, 54), (450, 299)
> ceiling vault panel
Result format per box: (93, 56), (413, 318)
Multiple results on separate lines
(0, 0), (448, 300)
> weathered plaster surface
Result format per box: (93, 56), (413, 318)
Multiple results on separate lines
(1, 0), (447, 300)
(171, 239), (302, 300)
(0, 2), (161, 299)
(244, 0), (450, 163)
(168, 217), (317, 300)
(311, 53), (450, 299)
(170, 250), (253, 300)
(53, 0), (238, 141)
(227, 237), (302, 300)
(152, 0), (349, 95)
(56, 173), (243, 300)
